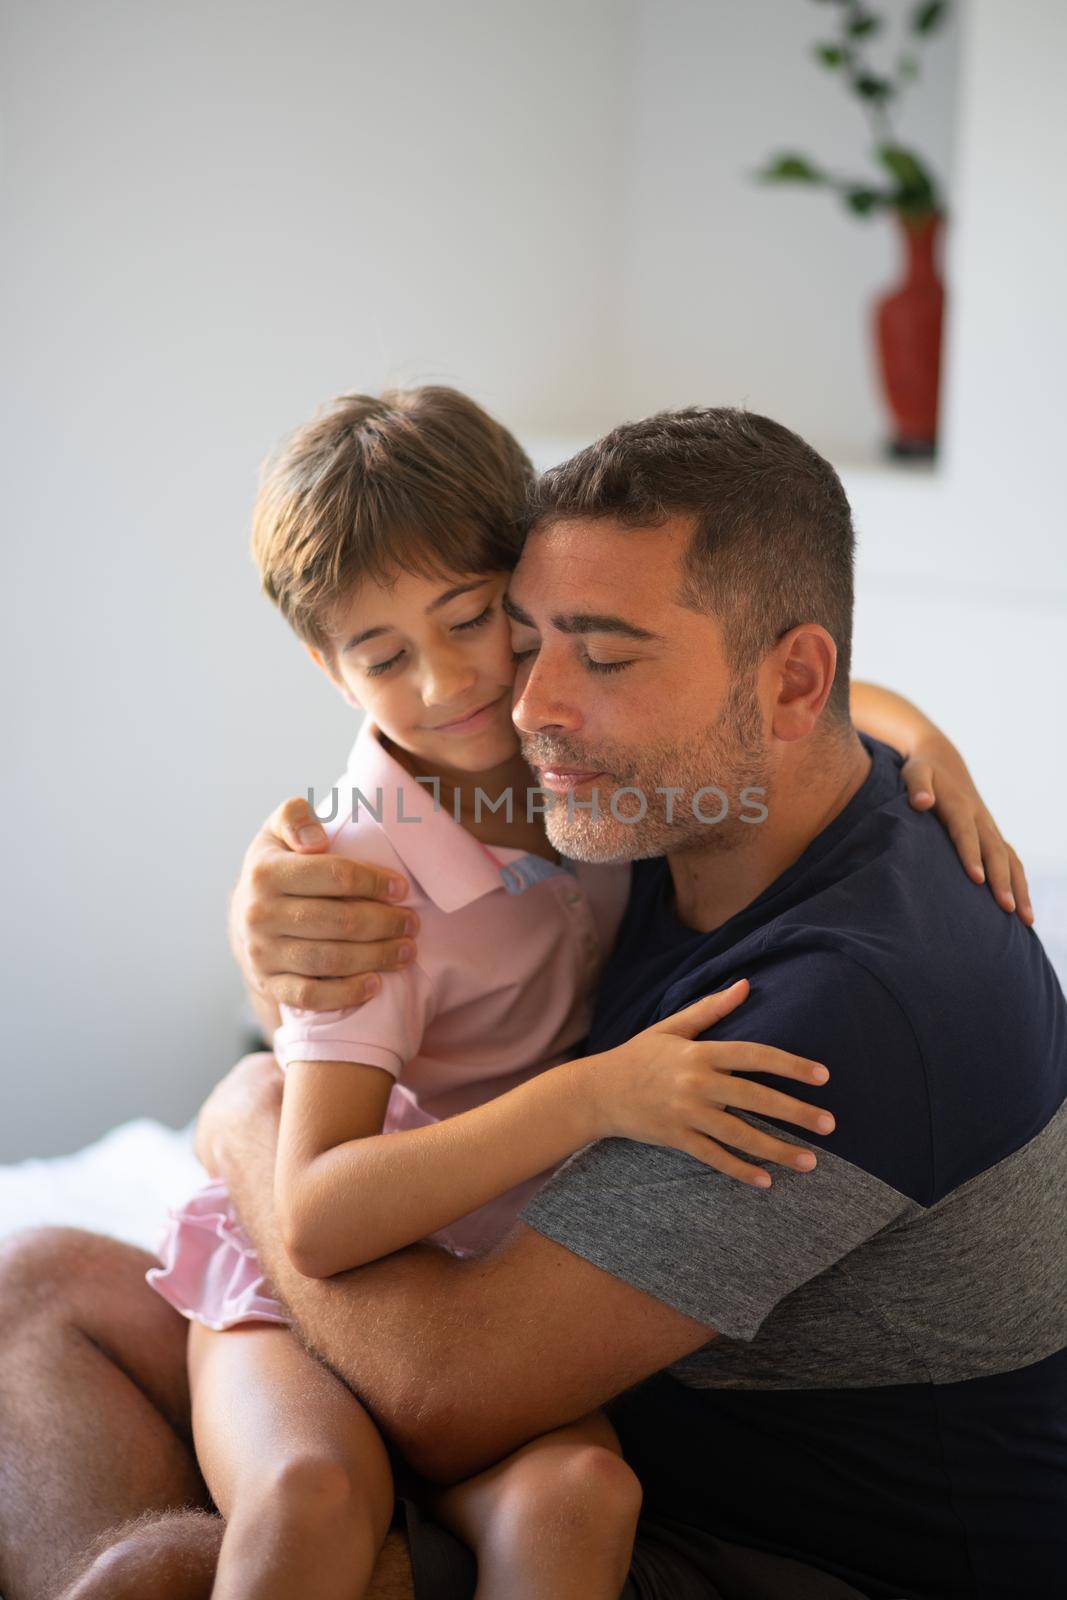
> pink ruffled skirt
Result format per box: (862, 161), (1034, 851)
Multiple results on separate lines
(146, 1177), (290, 1330)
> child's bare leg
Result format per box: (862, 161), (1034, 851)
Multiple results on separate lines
(431, 1409), (642, 1600)
(187, 1320), (395, 1600)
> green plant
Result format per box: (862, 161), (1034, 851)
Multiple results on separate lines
(756, 0), (951, 219)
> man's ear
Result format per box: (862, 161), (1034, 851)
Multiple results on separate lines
(305, 644), (362, 710)
(767, 625), (837, 743)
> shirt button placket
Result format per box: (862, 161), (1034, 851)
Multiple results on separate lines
(559, 882), (600, 972)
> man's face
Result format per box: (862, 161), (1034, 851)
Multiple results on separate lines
(506, 516), (771, 863)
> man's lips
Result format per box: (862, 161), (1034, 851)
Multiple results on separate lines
(538, 766), (609, 794)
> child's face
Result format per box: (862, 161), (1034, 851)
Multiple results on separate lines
(314, 568), (520, 774)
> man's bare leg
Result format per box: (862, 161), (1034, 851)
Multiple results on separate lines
(62, 1516), (415, 1600)
(0, 1226), (215, 1600)
(0, 1227), (415, 1600)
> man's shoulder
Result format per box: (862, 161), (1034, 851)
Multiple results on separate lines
(679, 901), (1066, 1203)
(664, 930), (917, 1057)
(682, 940), (936, 1201)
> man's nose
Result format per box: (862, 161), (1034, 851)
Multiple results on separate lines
(512, 657), (582, 736)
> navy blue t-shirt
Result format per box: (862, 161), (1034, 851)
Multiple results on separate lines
(523, 735), (1067, 1599)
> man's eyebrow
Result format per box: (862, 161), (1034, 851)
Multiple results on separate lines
(501, 591), (534, 625)
(555, 612), (662, 642)
(343, 580), (490, 653)
(502, 591), (661, 643)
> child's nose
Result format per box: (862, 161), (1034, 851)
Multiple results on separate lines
(422, 655), (478, 707)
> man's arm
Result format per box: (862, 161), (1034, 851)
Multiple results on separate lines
(205, 948), (918, 1485)
(201, 1056), (718, 1484)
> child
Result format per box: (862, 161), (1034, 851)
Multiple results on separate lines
(145, 387), (843, 1600)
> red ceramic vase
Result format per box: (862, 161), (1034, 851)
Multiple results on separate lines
(874, 211), (945, 458)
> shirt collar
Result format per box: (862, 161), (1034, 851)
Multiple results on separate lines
(342, 718), (506, 913)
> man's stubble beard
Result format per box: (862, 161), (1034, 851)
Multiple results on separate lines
(520, 676), (771, 865)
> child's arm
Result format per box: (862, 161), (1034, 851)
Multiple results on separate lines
(275, 979), (834, 1279)
(850, 679), (940, 757)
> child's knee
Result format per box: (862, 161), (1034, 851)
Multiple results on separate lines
(561, 1444), (643, 1524)
(511, 1443), (643, 1532)
(250, 1451), (364, 1526)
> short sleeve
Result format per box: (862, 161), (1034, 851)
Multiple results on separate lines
(520, 948), (926, 1340)
(272, 961), (437, 1080)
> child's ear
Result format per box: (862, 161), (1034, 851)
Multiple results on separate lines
(305, 645), (362, 710)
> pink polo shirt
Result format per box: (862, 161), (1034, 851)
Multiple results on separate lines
(271, 717), (632, 1256)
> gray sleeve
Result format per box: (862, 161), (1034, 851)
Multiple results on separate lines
(520, 1124), (913, 1341)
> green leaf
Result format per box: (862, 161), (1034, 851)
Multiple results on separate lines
(877, 144), (938, 210)
(848, 13), (882, 38)
(913, 1), (948, 33)
(814, 42), (847, 67)
(759, 153), (825, 183)
(855, 72), (895, 102)
(877, 144), (927, 188)
(844, 186), (887, 216)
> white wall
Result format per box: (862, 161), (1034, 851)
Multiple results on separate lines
(618, 0), (960, 460)
(2, 0), (629, 1160)
(4, 0), (1062, 1162)
(846, 0), (1067, 872)
(940, 0), (1067, 594)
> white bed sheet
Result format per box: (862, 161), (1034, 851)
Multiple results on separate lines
(0, 1116), (205, 1254)
(1, 875), (1065, 1253)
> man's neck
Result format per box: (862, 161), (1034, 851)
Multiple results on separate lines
(667, 729), (872, 934)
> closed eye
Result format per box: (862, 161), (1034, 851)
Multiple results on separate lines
(365, 650), (405, 678)
(511, 643), (633, 675)
(585, 658), (633, 674)
(366, 605), (495, 677)
(453, 604), (494, 632)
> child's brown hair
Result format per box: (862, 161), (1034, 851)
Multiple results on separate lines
(251, 387), (533, 659)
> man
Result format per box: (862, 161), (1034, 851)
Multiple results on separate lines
(0, 409), (1061, 1600)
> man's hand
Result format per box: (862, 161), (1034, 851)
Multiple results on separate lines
(229, 796), (421, 1018)
(195, 1051), (283, 1176)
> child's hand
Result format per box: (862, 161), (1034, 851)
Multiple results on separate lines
(900, 738), (1033, 924)
(584, 979), (834, 1189)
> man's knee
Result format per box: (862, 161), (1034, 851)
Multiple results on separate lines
(58, 1509), (223, 1600)
(0, 1226), (111, 1311)
(2, 1216), (188, 1333)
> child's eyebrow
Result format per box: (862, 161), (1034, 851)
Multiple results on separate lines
(425, 580), (490, 615)
(343, 580), (492, 652)
(342, 624), (391, 652)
